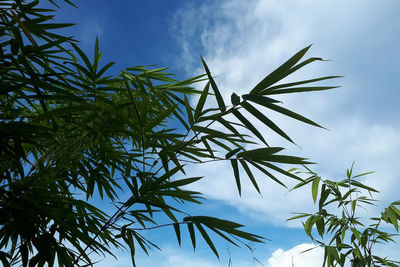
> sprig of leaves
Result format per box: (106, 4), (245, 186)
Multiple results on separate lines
(289, 165), (400, 267)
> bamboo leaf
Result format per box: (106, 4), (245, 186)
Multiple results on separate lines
(194, 82), (210, 120)
(184, 95), (194, 126)
(385, 208), (399, 231)
(231, 159), (241, 196)
(287, 213), (311, 221)
(312, 176), (320, 204)
(240, 160), (260, 194)
(201, 57), (226, 112)
(266, 76), (342, 91)
(195, 223), (219, 258)
(261, 102), (324, 128)
(237, 147), (284, 160)
(96, 62), (115, 79)
(187, 222), (196, 250)
(241, 101), (294, 143)
(232, 108), (267, 145)
(249, 161), (287, 188)
(157, 177), (203, 190)
(242, 94), (282, 105)
(173, 223), (181, 246)
(250, 45), (312, 94)
(262, 86), (338, 95)
(231, 93), (240, 105)
(225, 147), (242, 159)
(71, 42), (94, 76)
(93, 36), (101, 72)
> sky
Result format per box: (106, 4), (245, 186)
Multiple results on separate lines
(49, 0), (400, 266)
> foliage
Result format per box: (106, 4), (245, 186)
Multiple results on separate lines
(289, 165), (400, 266)
(0, 0), (344, 266)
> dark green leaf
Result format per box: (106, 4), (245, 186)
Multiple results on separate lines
(240, 160), (260, 194)
(194, 82), (210, 120)
(261, 102), (324, 128)
(201, 57), (226, 112)
(184, 95), (194, 125)
(225, 147), (242, 159)
(250, 45), (312, 94)
(237, 147), (284, 160)
(195, 223), (219, 258)
(187, 222), (196, 250)
(231, 159), (241, 196)
(173, 223), (181, 246)
(232, 108), (267, 145)
(241, 101), (294, 143)
(262, 86), (337, 95)
(231, 93), (240, 105)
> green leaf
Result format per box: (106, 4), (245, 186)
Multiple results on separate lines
(250, 45), (312, 94)
(231, 159), (241, 196)
(350, 180), (379, 193)
(71, 42), (94, 76)
(156, 177), (203, 190)
(20, 244), (28, 267)
(195, 223), (219, 258)
(184, 95), (194, 125)
(201, 57), (226, 112)
(143, 104), (176, 131)
(92, 37), (103, 73)
(231, 93), (240, 105)
(352, 171), (374, 179)
(240, 160), (260, 194)
(173, 223), (181, 246)
(187, 222), (196, 250)
(351, 228), (362, 243)
(192, 125), (229, 139)
(319, 185), (330, 209)
(352, 199), (357, 212)
(312, 176), (320, 204)
(262, 86), (337, 95)
(96, 62), (115, 78)
(242, 94), (281, 105)
(125, 231), (136, 267)
(304, 215), (316, 237)
(261, 155), (312, 164)
(258, 161), (303, 181)
(225, 147), (242, 159)
(241, 101), (294, 143)
(315, 217), (325, 237)
(266, 76), (342, 91)
(385, 208), (399, 231)
(390, 205), (400, 217)
(237, 147), (284, 160)
(287, 213), (311, 221)
(0, 251), (10, 267)
(261, 102), (324, 128)
(232, 108), (267, 145)
(194, 82), (210, 120)
(249, 161), (287, 188)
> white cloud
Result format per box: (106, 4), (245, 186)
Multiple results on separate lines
(266, 243), (324, 267)
(172, 0), (400, 227)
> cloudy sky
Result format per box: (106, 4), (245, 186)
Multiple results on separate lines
(53, 0), (400, 266)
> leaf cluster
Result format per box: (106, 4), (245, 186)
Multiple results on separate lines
(289, 165), (400, 266)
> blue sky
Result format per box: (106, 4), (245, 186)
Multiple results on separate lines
(49, 0), (400, 266)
